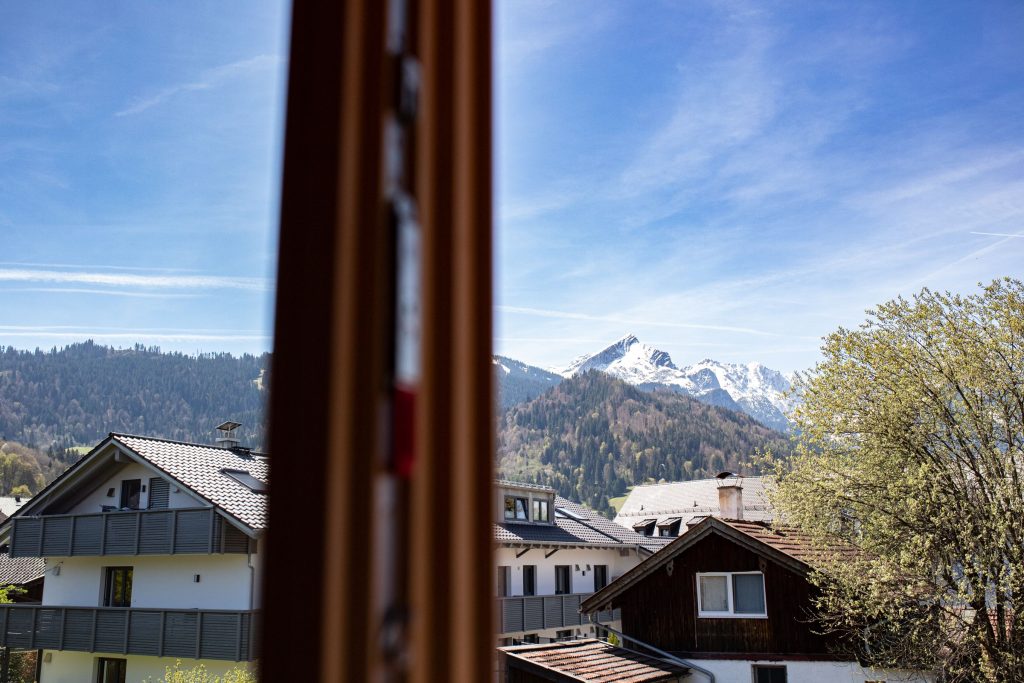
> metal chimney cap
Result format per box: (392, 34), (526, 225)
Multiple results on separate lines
(216, 421), (242, 432)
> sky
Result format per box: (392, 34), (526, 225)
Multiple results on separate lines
(0, 2), (289, 355)
(1, 3), (1022, 374)
(495, 0), (1024, 373)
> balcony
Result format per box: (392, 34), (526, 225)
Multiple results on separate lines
(8, 508), (252, 558)
(499, 593), (620, 634)
(0, 605), (258, 661)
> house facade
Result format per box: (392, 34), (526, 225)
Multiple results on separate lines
(495, 481), (670, 645)
(0, 429), (265, 683)
(580, 516), (931, 683)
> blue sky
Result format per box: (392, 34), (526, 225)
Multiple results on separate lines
(0, 2), (289, 355)
(2, 3), (1022, 374)
(495, 0), (1024, 372)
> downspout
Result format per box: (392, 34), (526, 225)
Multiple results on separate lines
(588, 613), (715, 683)
(247, 543), (256, 610)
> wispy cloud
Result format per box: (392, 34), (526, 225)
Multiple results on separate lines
(970, 231), (1024, 238)
(0, 261), (199, 273)
(498, 305), (800, 338)
(115, 54), (280, 117)
(0, 268), (269, 291)
(7, 287), (204, 299)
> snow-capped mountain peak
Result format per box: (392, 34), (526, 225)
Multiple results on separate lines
(560, 335), (795, 431)
(560, 333), (682, 383)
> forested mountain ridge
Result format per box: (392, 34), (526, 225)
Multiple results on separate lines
(497, 371), (791, 516)
(0, 342), (268, 450)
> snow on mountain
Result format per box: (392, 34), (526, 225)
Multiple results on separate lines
(559, 334), (795, 431)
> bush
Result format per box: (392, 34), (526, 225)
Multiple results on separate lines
(146, 661), (257, 683)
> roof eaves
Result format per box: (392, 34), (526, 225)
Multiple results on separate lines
(580, 517), (810, 614)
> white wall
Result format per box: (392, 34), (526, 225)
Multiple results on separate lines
(495, 546), (642, 596)
(43, 555), (255, 610)
(682, 659), (933, 683)
(68, 462), (201, 514)
(40, 651), (255, 683)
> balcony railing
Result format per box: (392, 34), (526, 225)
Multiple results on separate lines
(0, 605), (258, 661)
(499, 593), (620, 634)
(8, 508), (252, 558)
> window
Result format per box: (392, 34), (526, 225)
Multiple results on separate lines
(555, 565), (572, 595)
(696, 572), (766, 617)
(521, 634), (539, 644)
(523, 565), (536, 596)
(555, 629), (572, 641)
(221, 469), (268, 494)
(593, 565), (608, 591)
(497, 566), (511, 597)
(531, 498), (549, 522)
(103, 567), (133, 607)
(753, 665), (787, 683)
(97, 658), (127, 683)
(504, 496), (528, 520)
(119, 479), (141, 510)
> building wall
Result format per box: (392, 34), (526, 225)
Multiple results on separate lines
(681, 658), (933, 683)
(67, 462), (201, 514)
(495, 546), (641, 597)
(40, 650), (255, 683)
(43, 554), (258, 610)
(617, 532), (840, 656)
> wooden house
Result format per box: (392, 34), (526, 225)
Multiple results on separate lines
(579, 516), (930, 683)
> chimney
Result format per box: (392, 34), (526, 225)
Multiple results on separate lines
(215, 421), (243, 449)
(716, 472), (743, 520)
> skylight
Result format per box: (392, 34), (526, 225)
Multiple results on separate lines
(221, 469), (268, 494)
(555, 507), (584, 521)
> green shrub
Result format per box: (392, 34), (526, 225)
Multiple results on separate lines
(146, 660), (257, 683)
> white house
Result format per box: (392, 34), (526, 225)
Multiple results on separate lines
(495, 481), (670, 645)
(0, 425), (265, 683)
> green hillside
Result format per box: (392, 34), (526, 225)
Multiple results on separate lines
(497, 371), (791, 516)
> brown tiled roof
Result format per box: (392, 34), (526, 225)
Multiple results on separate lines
(500, 639), (688, 683)
(581, 516), (855, 614)
(718, 518), (859, 565)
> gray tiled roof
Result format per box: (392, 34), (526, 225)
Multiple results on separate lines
(0, 553), (44, 586)
(614, 476), (774, 530)
(114, 434), (268, 532)
(494, 496), (670, 552)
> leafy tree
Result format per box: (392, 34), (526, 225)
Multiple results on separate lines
(769, 279), (1024, 682)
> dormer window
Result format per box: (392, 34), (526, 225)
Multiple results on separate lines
(657, 517), (681, 537)
(697, 571), (767, 618)
(504, 496), (528, 520)
(531, 499), (549, 522)
(632, 519), (656, 536)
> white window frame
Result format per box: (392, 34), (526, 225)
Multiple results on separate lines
(696, 571), (767, 618)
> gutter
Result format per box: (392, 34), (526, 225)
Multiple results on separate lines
(588, 613), (715, 683)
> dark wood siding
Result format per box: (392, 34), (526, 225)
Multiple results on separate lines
(617, 533), (843, 658)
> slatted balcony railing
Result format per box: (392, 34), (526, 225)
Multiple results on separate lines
(0, 605), (258, 661)
(8, 508), (252, 558)
(499, 593), (620, 634)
